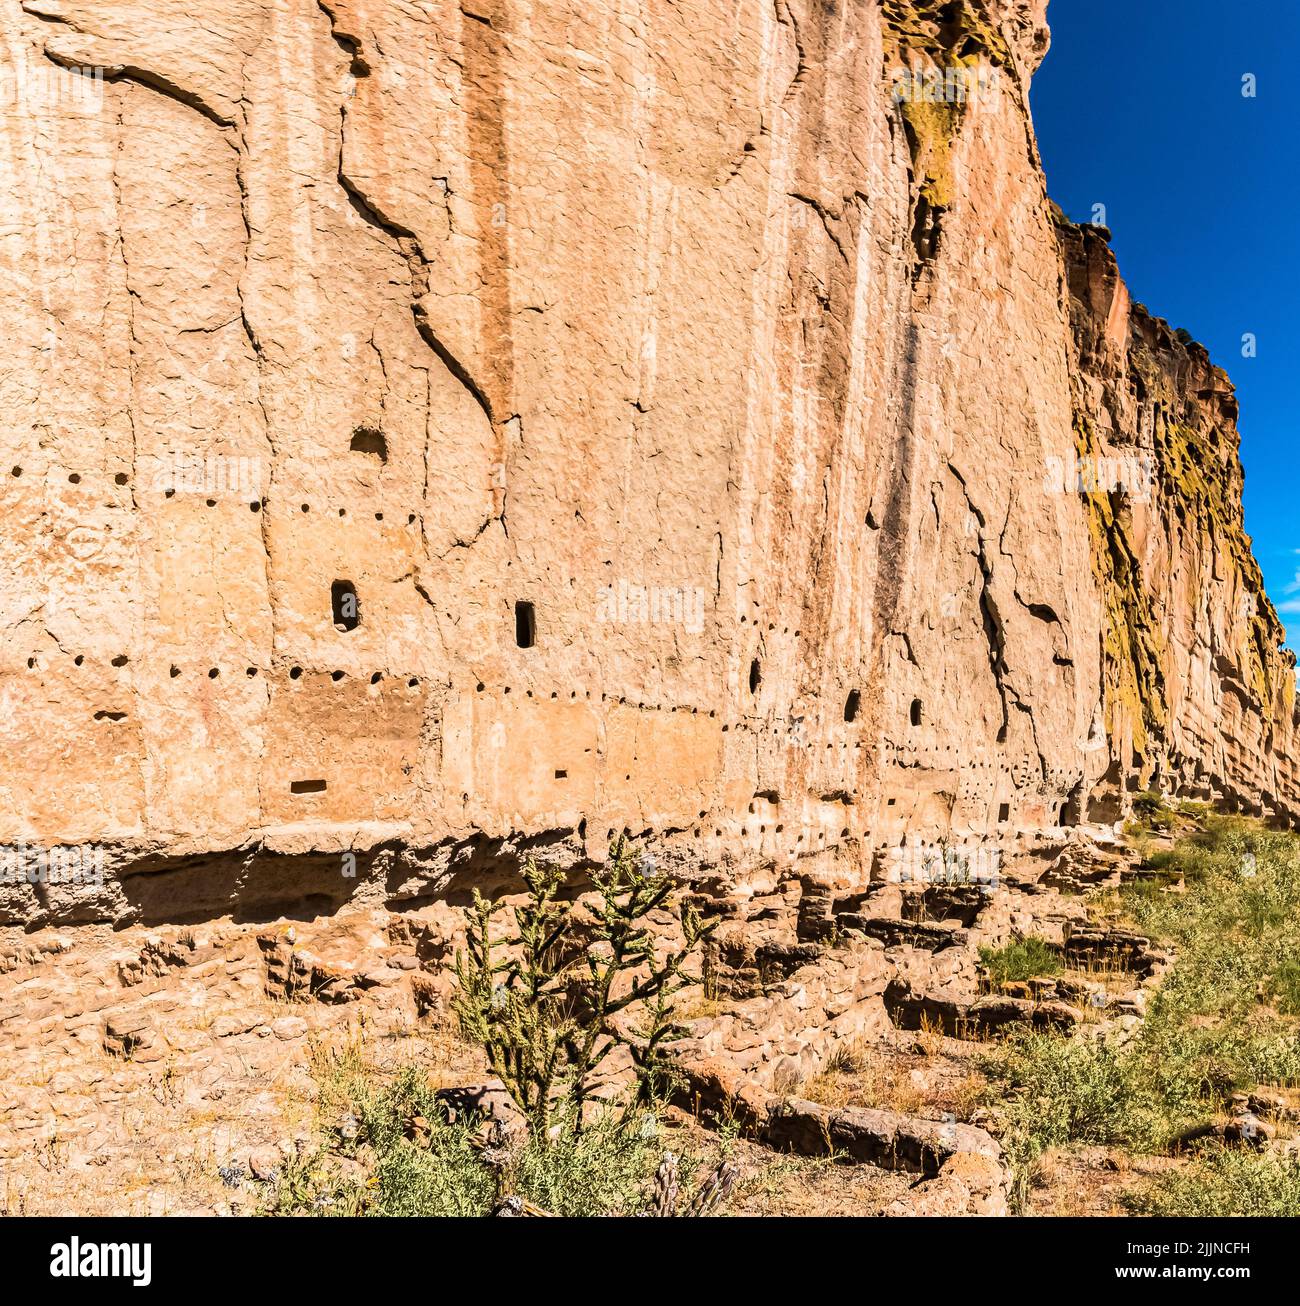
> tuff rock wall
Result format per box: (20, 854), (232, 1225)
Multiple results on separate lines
(0, 0), (1293, 929)
(1060, 218), (1300, 822)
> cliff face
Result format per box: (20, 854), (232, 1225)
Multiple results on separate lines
(1060, 220), (1300, 821)
(0, 0), (1293, 929)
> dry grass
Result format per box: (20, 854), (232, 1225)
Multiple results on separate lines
(916, 1009), (948, 1055)
(726, 1141), (914, 1216)
(677, 991), (728, 1022)
(797, 1036), (986, 1122)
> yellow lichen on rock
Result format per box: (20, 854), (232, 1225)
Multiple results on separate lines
(882, 0), (1013, 212)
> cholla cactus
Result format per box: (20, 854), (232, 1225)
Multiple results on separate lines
(453, 837), (715, 1138)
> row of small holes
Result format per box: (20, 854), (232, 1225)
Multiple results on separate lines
(15, 432), (388, 486)
(21, 665), (864, 752)
(9, 469), (130, 485)
(22, 658), (422, 686)
(154, 492), (419, 525)
(34, 660), (870, 757)
(471, 685), (739, 718)
(17, 665), (862, 730)
(27, 668), (851, 720)
(154, 665), (423, 687)
(739, 619), (799, 635)
(467, 686), (870, 746)
(12, 471), (421, 527)
(586, 827), (847, 844)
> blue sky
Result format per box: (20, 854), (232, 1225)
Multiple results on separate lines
(1030, 0), (1298, 647)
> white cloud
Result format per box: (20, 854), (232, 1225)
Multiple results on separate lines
(1270, 567), (1300, 622)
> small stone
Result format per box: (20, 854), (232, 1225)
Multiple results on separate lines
(271, 1016), (309, 1041)
(1224, 1112), (1271, 1149)
(248, 1147), (281, 1181)
(212, 1014), (257, 1038)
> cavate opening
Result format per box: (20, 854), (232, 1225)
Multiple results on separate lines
(291, 779), (327, 795)
(909, 193), (944, 267)
(515, 601), (536, 649)
(1061, 782), (1086, 828)
(749, 659), (762, 694)
(332, 580), (360, 631)
(844, 689), (861, 723)
(997, 802), (1010, 824)
(349, 426), (387, 460)
(910, 698), (923, 727)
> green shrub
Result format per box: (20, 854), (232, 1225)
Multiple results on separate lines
(1125, 1147), (1300, 1217)
(350, 1065), (498, 1216)
(1131, 790), (1175, 832)
(1141, 850), (1180, 873)
(510, 1109), (675, 1217)
(1271, 957), (1300, 1017)
(982, 820), (1300, 1207)
(982, 1030), (1134, 1153)
(978, 936), (1062, 986)
(259, 1060), (678, 1217)
(259, 1063), (495, 1217)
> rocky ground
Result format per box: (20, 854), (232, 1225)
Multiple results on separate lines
(4, 813), (1299, 1217)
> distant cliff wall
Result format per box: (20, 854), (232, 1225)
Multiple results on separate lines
(1060, 218), (1299, 822)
